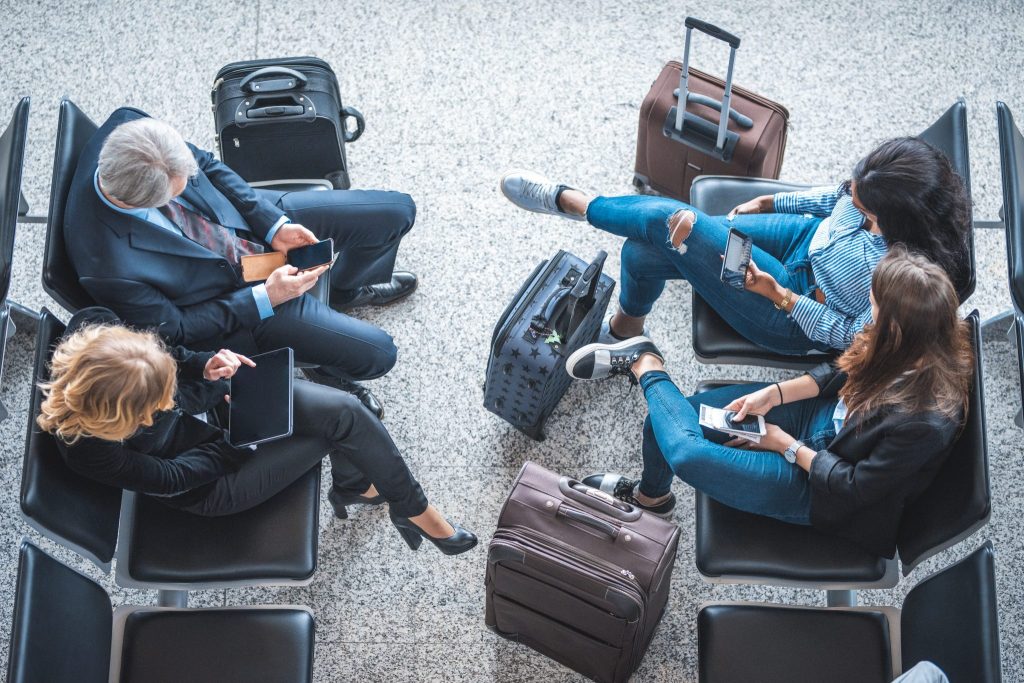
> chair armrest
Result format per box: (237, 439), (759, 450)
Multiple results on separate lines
(690, 176), (814, 216)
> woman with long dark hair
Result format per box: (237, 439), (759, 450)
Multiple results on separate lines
(500, 137), (971, 355)
(568, 247), (972, 557)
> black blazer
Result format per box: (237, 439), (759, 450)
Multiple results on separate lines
(56, 345), (249, 508)
(64, 107), (285, 350)
(805, 363), (962, 558)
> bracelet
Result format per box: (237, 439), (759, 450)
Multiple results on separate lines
(774, 382), (785, 406)
(774, 289), (793, 311)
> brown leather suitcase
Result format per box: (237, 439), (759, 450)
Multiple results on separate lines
(485, 462), (680, 683)
(634, 17), (789, 202)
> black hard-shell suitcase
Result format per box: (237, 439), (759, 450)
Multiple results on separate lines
(485, 462), (681, 683)
(211, 56), (364, 189)
(484, 250), (615, 441)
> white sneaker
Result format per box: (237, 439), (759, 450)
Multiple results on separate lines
(565, 337), (664, 383)
(499, 170), (587, 221)
(598, 314), (650, 345)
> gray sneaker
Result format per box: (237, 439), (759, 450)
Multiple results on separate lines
(565, 336), (663, 383)
(499, 170), (587, 221)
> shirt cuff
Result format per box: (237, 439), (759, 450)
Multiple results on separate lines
(790, 295), (826, 335)
(264, 215), (289, 246)
(252, 284), (275, 319)
(772, 192), (800, 214)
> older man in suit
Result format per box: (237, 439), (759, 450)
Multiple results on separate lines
(64, 107), (418, 416)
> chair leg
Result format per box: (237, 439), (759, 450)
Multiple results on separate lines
(981, 309), (1014, 343)
(826, 590), (857, 607)
(157, 590), (188, 608)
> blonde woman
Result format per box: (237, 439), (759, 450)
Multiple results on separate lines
(38, 308), (476, 556)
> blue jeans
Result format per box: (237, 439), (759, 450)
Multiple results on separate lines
(637, 371), (838, 525)
(586, 195), (829, 355)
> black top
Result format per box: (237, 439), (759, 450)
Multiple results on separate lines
(56, 345), (250, 508)
(805, 363), (962, 558)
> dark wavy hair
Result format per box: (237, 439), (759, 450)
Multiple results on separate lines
(842, 137), (972, 298)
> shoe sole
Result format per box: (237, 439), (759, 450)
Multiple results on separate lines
(499, 170), (586, 221)
(566, 336), (655, 380)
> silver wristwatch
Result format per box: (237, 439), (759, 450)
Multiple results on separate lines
(783, 440), (804, 464)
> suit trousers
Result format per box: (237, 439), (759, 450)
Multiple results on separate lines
(181, 379), (429, 518)
(205, 189), (417, 380)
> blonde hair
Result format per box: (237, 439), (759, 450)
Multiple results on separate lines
(37, 325), (177, 443)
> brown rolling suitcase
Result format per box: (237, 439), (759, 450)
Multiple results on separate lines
(485, 462), (680, 683)
(634, 17), (789, 202)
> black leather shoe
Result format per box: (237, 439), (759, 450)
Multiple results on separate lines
(333, 271), (418, 311)
(390, 513), (478, 556)
(327, 486), (385, 520)
(301, 368), (385, 419)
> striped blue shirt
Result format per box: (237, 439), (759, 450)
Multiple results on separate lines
(773, 184), (888, 349)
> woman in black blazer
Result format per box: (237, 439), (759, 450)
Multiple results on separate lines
(573, 246), (973, 558)
(37, 308), (476, 556)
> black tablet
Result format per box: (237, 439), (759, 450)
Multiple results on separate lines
(228, 348), (294, 447)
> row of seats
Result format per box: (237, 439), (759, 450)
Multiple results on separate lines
(0, 95), (1016, 681)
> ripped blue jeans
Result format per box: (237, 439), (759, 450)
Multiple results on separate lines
(637, 372), (839, 525)
(585, 195), (830, 355)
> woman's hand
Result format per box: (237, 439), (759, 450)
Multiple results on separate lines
(203, 349), (256, 381)
(727, 194), (774, 220)
(723, 386), (779, 421)
(743, 260), (788, 305)
(725, 423), (795, 454)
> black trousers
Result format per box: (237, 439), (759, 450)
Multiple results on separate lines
(182, 379), (429, 518)
(201, 188), (416, 380)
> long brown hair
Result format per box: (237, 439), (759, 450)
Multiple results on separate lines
(37, 325), (177, 443)
(837, 245), (973, 420)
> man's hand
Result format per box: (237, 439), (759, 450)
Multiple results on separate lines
(204, 349), (256, 381)
(723, 386), (779, 421)
(270, 223), (318, 253)
(725, 422), (795, 454)
(264, 264), (330, 307)
(727, 194), (774, 220)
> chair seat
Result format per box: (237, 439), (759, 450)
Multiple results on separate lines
(692, 295), (834, 369)
(118, 608), (314, 683)
(696, 492), (891, 584)
(125, 464), (321, 584)
(698, 604), (893, 683)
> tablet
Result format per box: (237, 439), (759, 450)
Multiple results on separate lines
(228, 348), (294, 447)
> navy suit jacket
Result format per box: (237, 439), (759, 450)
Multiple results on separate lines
(65, 107), (284, 348)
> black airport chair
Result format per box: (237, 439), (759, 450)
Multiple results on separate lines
(6, 539), (315, 683)
(697, 541), (1002, 683)
(996, 101), (1024, 427)
(0, 97), (32, 422)
(690, 99), (974, 369)
(43, 98), (329, 316)
(694, 312), (990, 605)
(19, 310), (322, 605)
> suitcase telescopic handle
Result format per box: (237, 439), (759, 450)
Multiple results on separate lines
(240, 66), (308, 93)
(677, 17), (741, 153)
(558, 507), (619, 539)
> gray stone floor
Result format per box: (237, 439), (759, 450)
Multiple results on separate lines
(2, 0), (1023, 680)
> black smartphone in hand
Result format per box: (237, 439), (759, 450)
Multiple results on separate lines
(721, 228), (753, 291)
(287, 238), (335, 271)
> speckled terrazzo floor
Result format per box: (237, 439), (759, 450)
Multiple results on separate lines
(2, 1), (1023, 681)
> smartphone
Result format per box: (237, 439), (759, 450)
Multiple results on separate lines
(724, 410), (765, 435)
(288, 238), (335, 271)
(720, 228), (752, 291)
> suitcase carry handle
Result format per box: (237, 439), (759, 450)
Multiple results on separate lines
(342, 106), (365, 142)
(559, 477), (643, 522)
(527, 250), (607, 345)
(674, 17), (741, 156)
(240, 66), (309, 93)
(558, 507), (619, 539)
(672, 90), (753, 129)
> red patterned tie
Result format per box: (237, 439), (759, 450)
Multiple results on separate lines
(158, 201), (265, 269)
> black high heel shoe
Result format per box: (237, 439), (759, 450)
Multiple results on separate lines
(390, 513), (478, 556)
(328, 487), (385, 520)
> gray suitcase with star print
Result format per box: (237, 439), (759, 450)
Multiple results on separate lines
(485, 250), (615, 441)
